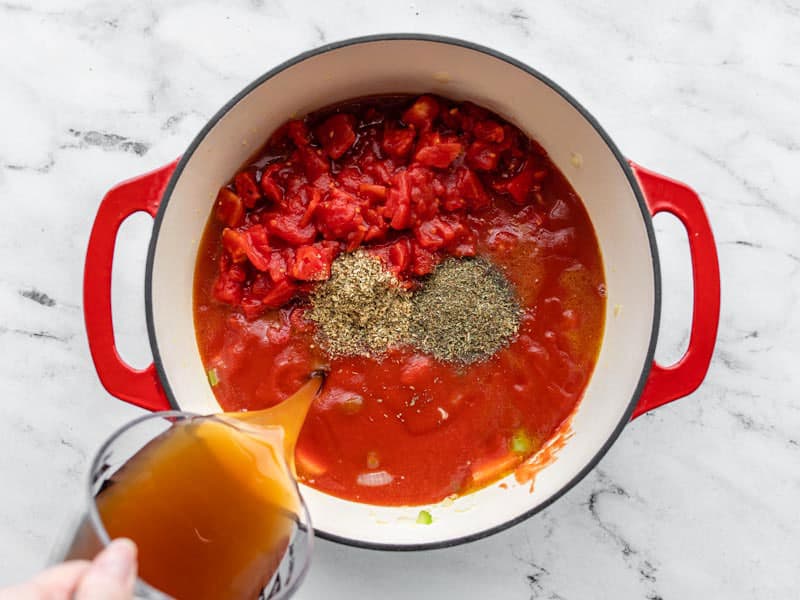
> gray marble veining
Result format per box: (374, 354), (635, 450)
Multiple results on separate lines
(0, 1), (798, 598)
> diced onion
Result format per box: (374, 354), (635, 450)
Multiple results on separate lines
(356, 470), (394, 487)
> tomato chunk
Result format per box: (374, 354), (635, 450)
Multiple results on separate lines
(240, 294), (266, 320)
(506, 165), (536, 205)
(409, 240), (439, 276)
(472, 120), (505, 143)
(262, 280), (298, 309)
(213, 276), (243, 305)
(234, 171), (262, 209)
(387, 238), (411, 276)
(300, 188), (322, 227)
(265, 212), (317, 245)
(315, 189), (366, 240)
(289, 306), (315, 333)
(362, 210), (389, 242)
(291, 243), (338, 281)
(459, 101), (490, 132)
(287, 119), (310, 147)
(212, 256), (246, 305)
(316, 113), (357, 159)
(415, 216), (457, 251)
(250, 272), (271, 297)
(221, 228), (249, 263)
(414, 142), (462, 169)
(450, 228), (477, 257)
(382, 127), (416, 159)
(361, 152), (393, 184)
(402, 95), (439, 131)
(264, 251), (287, 284)
(385, 171), (412, 230)
(298, 146), (329, 181)
(215, 188), (244, 227)
(456, 167), (490, 210)
(243, 225), (271, 271)
(466, 141), (499, 172)
(260, 164), (285, 204)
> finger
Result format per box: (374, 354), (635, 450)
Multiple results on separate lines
(33, 561), (93, 598)
(0, 561), (91, 600)
(74, 538), (137, 600)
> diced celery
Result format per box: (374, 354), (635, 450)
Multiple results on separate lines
(510, 429), (532, 454)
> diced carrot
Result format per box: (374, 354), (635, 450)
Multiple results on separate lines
(295, 446), (329, 477)
(358, 183), (387, 199)
(468, 452), (522, 488)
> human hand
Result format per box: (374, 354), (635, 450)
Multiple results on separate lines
(0, 538), (137, 600)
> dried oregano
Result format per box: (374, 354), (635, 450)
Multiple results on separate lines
(410, 258), (521, 363)
(309, 250), (411, 356)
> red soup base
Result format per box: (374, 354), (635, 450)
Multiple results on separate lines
(194, 94), (605, 506)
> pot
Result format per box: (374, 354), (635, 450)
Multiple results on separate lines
(83, 35), (720, 550)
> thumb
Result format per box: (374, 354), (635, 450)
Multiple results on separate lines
(74, 538), (137, 600)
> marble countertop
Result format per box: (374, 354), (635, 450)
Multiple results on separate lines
(1, 1), (797, 598)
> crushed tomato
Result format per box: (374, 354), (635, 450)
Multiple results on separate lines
(205, 94), (558, 319)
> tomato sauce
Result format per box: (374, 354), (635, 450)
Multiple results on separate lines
(194, 95), (605, 506)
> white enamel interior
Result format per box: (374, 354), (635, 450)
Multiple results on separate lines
(148, 39), (656, 547)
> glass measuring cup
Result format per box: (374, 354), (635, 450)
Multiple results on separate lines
(55, 411), (314, 600)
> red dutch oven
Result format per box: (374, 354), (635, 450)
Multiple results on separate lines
(83, 35), (720, 550)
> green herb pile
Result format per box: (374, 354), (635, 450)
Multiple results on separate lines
(309, 253), (521, 364)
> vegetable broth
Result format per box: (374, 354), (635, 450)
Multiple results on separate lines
(93, 378), (320, 599)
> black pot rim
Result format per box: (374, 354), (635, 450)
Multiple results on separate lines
(144, 33), (661, 552)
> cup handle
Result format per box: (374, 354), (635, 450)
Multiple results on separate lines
(629, 161), (721, 419)
(83, 161), (178, 411)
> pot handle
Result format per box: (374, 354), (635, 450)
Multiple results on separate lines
(629, 161), (720, 419)
(83, 161), (179, 412)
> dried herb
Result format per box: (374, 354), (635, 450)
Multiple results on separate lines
(309, 251), (411, 357)
(410, 258), (521, 363)
(309, 253), (521, 364)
